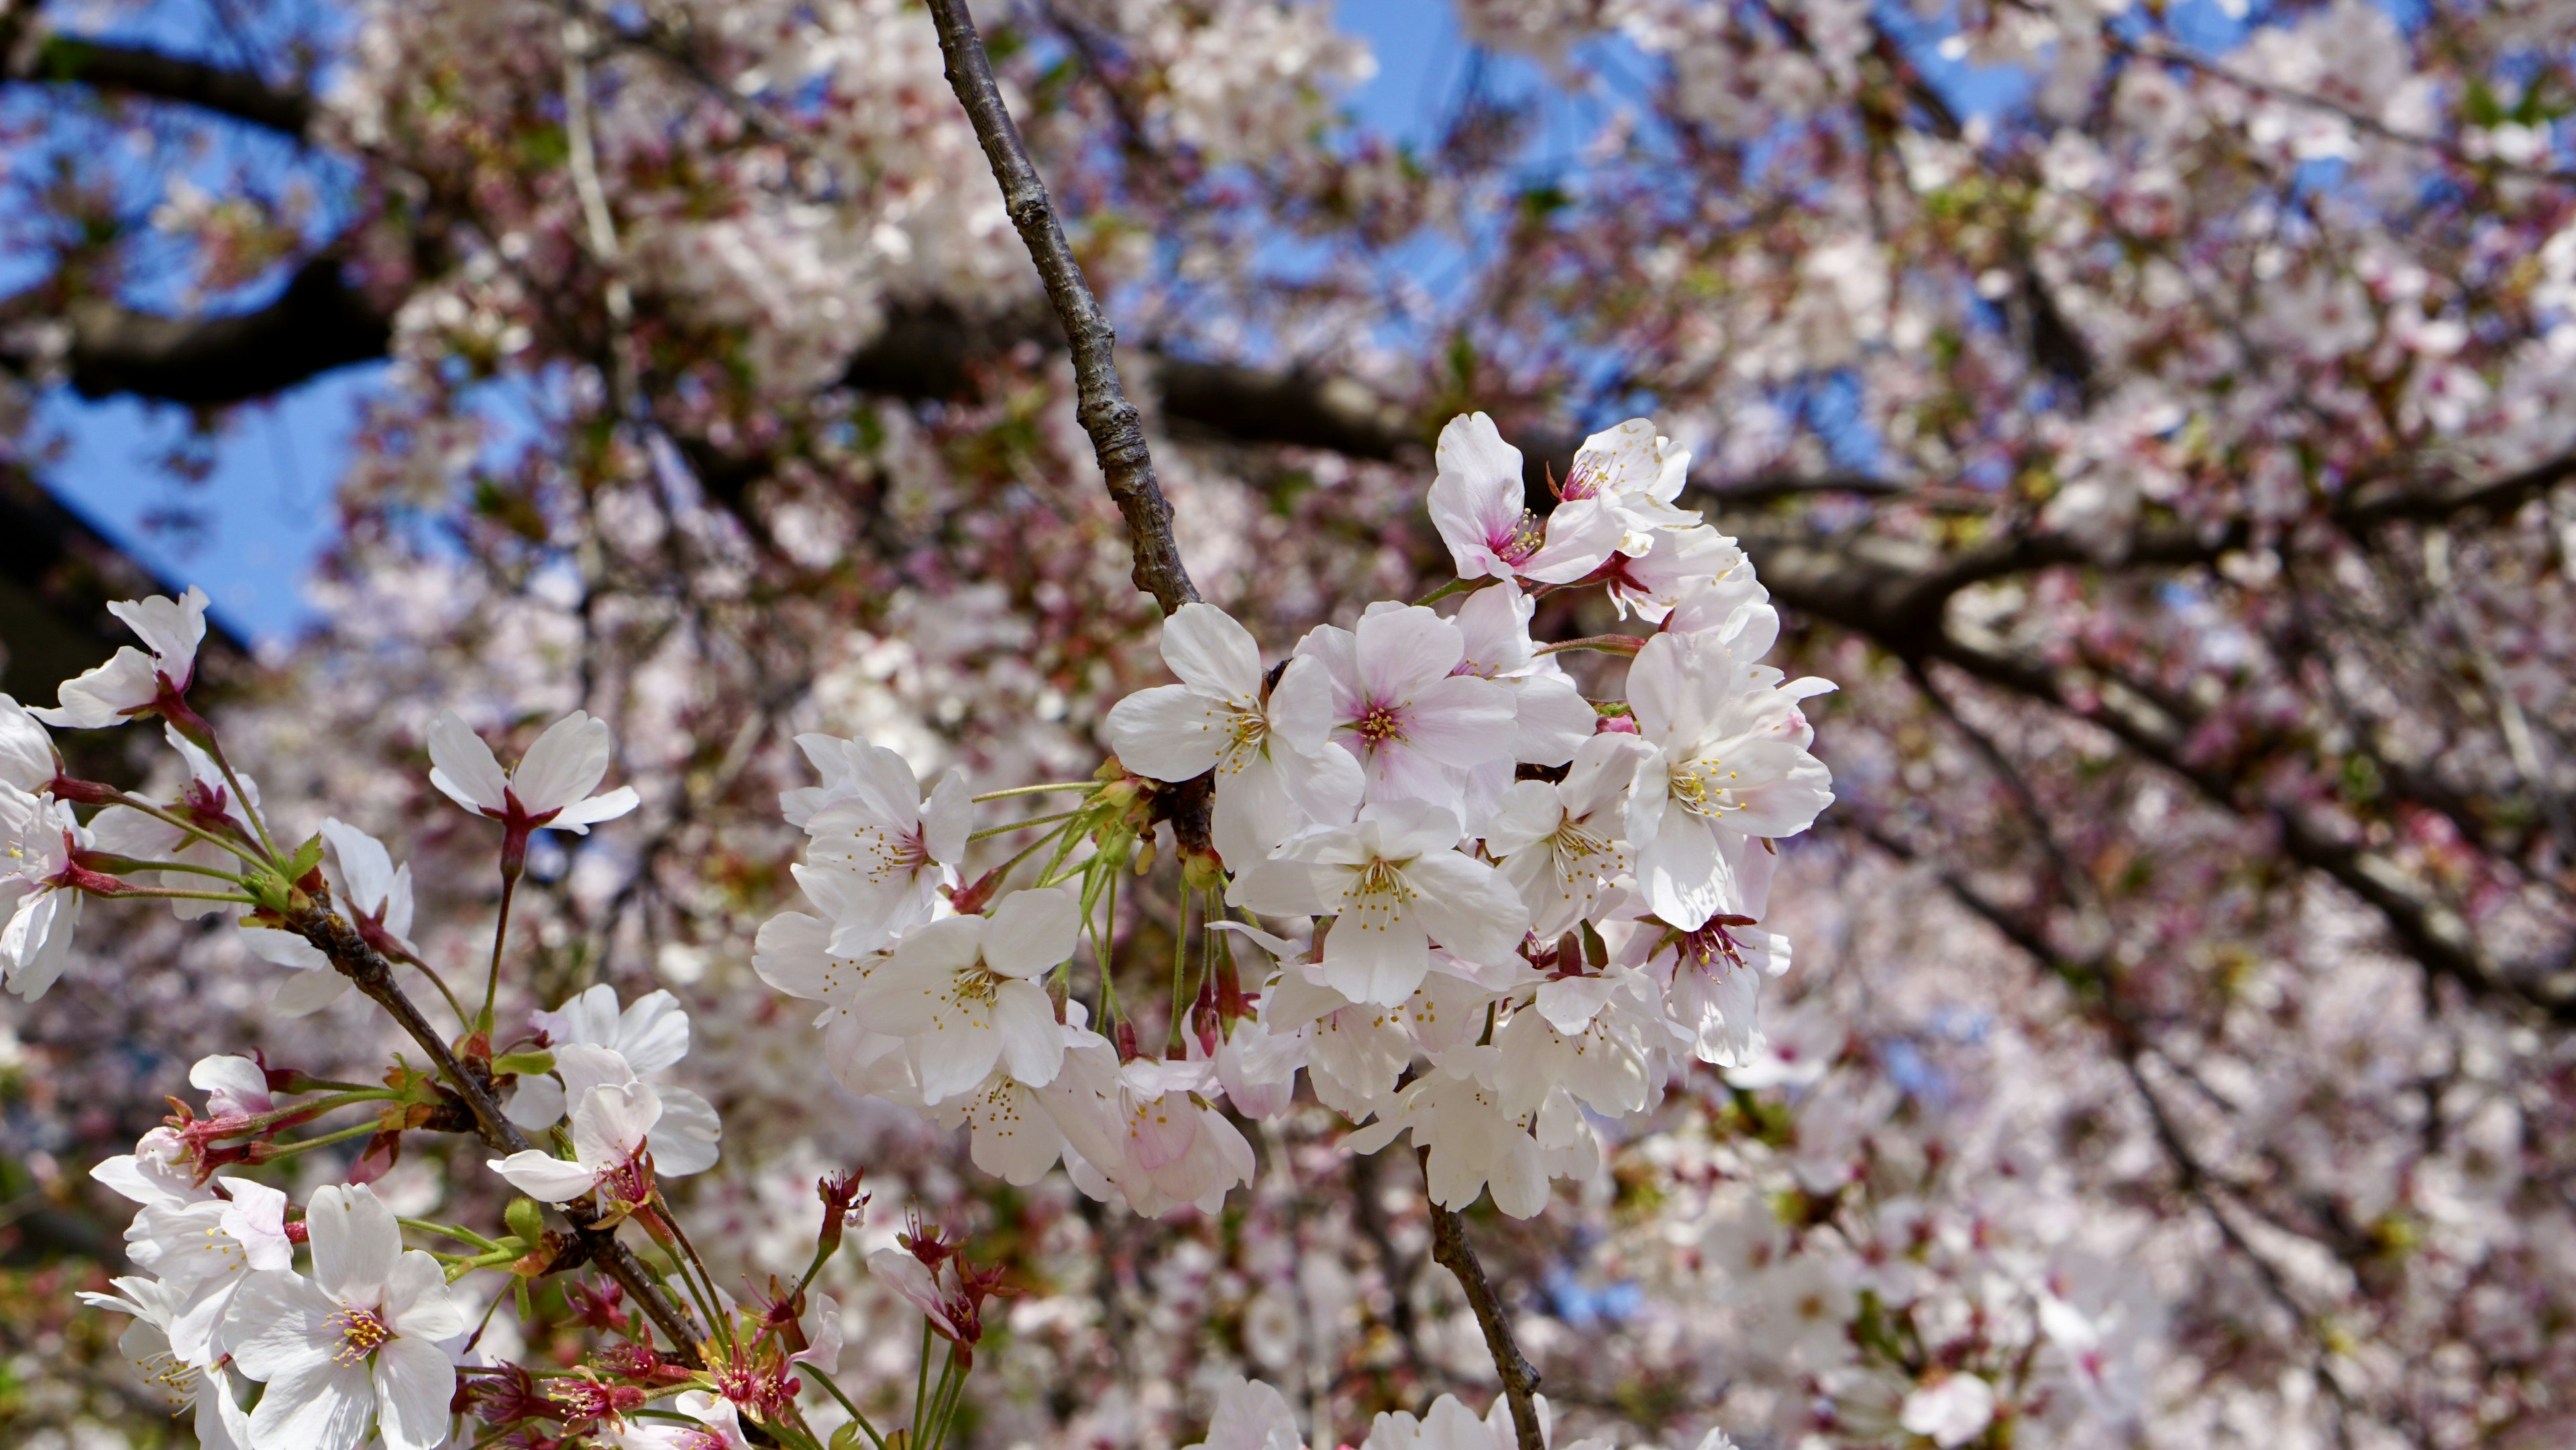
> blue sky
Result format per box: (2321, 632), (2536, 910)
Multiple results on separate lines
(27, 2), (1468, 650)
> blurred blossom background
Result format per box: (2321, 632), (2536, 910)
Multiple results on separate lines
(3, 0), (2575, 1447)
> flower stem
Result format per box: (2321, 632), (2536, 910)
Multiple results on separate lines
(203, 738), (284, 865)
(804, 1365), (887, 1450)
(110, 886), (260, 906)
(969, 782), (1098, 802)
(1167, 880), (1192, 1054)
(1534, 633), (1646, 658)
(966, 809), (1080, 843)
(401, 1216), (504, 1252)
(263, 1119), (386, 1158)
(110, 796), (268, 868)
(478, 868), (521, 1035)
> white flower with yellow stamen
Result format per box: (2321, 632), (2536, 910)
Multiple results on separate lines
(1232, 800), (1528, 1006)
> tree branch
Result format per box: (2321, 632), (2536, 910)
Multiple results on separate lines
(924, 0), (1197, 615)
(1420, 1156), (1544, 1450)
(0, 253), (390, 407)
(284, 897), (710, 1363)
(4, 30), (313, 138)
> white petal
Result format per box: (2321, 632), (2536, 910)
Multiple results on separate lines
(268, 966), (353, 1016)
(371, 1334), (459, 1450)
(549, 784), (639, 832)
(994, 981), (1067, 1087)
(305, 1183), (398, 1306)
(426, 709), (510, 813)
(610, 990), (692, 1075)
(223, 1269), (339, 1380)
(502, 1074), (567, 1131)
(645, 1087), (723, 1176)
(1106, 684), (1230, 782)
(981, 886), (1080, 978)
(511, 712), (613, 816)
(383, 1249), (470, 1341)
(249, 1352), (375, 1450)
(1159, 602), (1265, 703)
(488, 1149), (603, 1203)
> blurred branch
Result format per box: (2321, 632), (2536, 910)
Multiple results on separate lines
(1, 13), (313, 138)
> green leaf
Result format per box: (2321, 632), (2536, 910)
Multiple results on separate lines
(284, 833), (325, 882)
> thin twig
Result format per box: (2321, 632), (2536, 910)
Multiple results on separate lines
(922, 0), (1199, 615)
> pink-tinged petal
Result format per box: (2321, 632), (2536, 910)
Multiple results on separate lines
(1523, 497), (1625, 582)
(1397, 674), (1516, 763)
(1159, 602), (1265, 704)
(488, 1149), (603, 1203)
(535, 982), (621, 1046)
(994, 980), (1068, 1087)
(249, 1351), (375, 1450)
(305, 1184), (398, 1306)
(221, 1178), (294, 1272)
(107, 588), (210, 673)
(1265, 653), (1341, 754)
(425, 710), (510, 814)
(1106, 684), (1230, 782)
(510, 712), (613, 816)
(1405, 852), (1531, 965)
(865, 1249), (955, 1333)
(982, 886), (1081, 978)
(34, 647), (160, 727)
(382, 1249), (469, 1342)
(922, 769), (973, 864)
(1210, 749), (1297, 871)
(371, 1333), (459, 1450)
(1354, 606), (1465, 702)
(553, 1042), (639, 1102)
(645, 1087), (722, 1176)
(570, 1081), (663, 1165)
(0, 696), (57, 788)
(1288, 623), (1362, 721)
(1480, 781), (1563, 860)
(319, 818), (398, 913)
(1320, 898), (1430, 1007)
(268, 965), (353, 1016)
(1429, 413), (1527, 580)
(1510, 674), (1597, 767)
(549, 784), (639, 833)
(610, 989), (691, 1075)
(1639, 816), (1732, 931)
(189, 1054), (273, 1118)
(224, 1270), (340, 1379)
(914, 1019), (1006, 1104)
(1561, 733), (1650, 817)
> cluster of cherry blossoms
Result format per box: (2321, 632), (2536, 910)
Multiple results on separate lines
(6, 584), (1055, 1450)
(757, 411), (1835, 1220)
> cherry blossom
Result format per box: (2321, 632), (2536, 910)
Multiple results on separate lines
(487, 1049), (665, 1206)
(1233, 800), (1528, 1006)
(788, 733), (971, 955)
(844, 886), (1081, 1103)
(504, 984), (720, 1175)
(30, 588), (210, 729)
(225, 1183), (467, 1450)
(1104, 601), (1362, 868)
(1429, 412), (1623, 584)
(427, 708), (641, 839)
(1, 780), (87, 1000)
(74, 1277), (253, 1450)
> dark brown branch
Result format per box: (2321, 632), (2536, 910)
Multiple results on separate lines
(6, 32), (314, 138)
(1420, 1165), (1544, 1450)
(0, 254), (392, 407)
(924, 0), (1199, 615)
(284, 898), (709, 1363)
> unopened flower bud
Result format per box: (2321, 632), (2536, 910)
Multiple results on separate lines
(505, 1196), (547, 1245)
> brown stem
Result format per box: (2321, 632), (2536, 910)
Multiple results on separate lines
(1419, 1151), (1543, 1450)
(284, 896), (708, 1365)
(922, 0), (1199, 615)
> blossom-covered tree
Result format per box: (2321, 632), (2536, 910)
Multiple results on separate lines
(2, 1), (2574, 1447)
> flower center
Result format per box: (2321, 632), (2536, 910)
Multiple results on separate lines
(1487, 509), (1548, 564)
(136, 1348), (201, 1411)
(1349, 703), (1409, 746)
(951, 966), (1003, 1008)
(1668, 757), (1741, 817)
(331, 1306), (392, 1365)
(1342, 859), (1417, 935)
(835, 826), (931, 884)
(1218, 709), (1268, 772)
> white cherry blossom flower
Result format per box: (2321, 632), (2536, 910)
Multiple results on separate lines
(1484, 732), (1650, 937)
(1233, 800), (1528, 1006)
(0, 694), (56, 791)
(1624, 631), (1835, 929)
(32, 586), (210, 727)
(1, 779), (87, 1000)
(1450, 582), (1597, 771)
(488, 1047), (664, 1204)
(752, 908), (918, 1099)
(845, 886), (1080, 1104)
(225, 1182), (468, 1450)
(606, 1389), (753, 1449)
(1104, 601), (1362, 869)
(93, 1125), (213, 1208)
(76, 1276), (253, 1450)
(503, 984), (720, 1176)
(1428, 413), (1623, 584)
(1599, 525), (1742, 623)
(1360, 1390), (1605, 1450)
(1556, 417), (1703, 551)
(788, 733), (971, 955)
(1285, 607), (1515, 815)
(1184, 1376), (1307, 1450)
(427, 708), (641, 836)
(242, 817), (421, 1015)
(1348, 1047), (1560, 1217)
(83, 727), (260, 921)
(1051, 1051), (1257, 1216)
(124, 1175), (292, 1363)
(189, 1053), (274, 1119)
(1900, 1373), (1998, 1448)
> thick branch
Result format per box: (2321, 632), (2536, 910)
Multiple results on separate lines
(6, 32), (313, 138)
(1422, 1174), (1544, 1450)
(924, 0), (1198, 614)
(0, 254), (392, 407)
(284, 900), (709, 1363)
